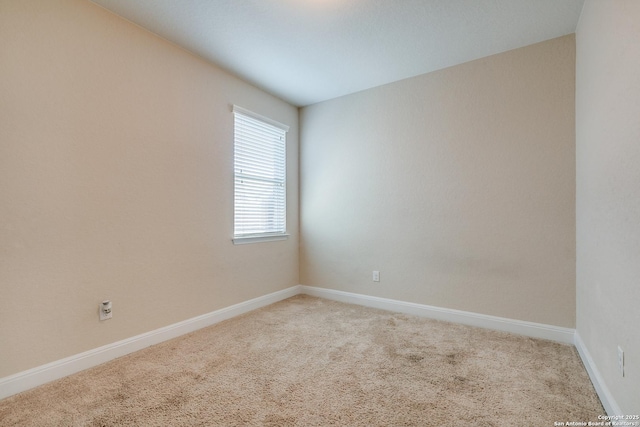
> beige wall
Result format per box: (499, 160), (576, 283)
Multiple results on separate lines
(9, 3), (638, 413)
(0, 0), (298, 377)
(576, 0), (640, 414)
(300, 35), (576, 327)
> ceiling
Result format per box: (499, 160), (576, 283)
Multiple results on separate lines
(90, 0), (585, 107)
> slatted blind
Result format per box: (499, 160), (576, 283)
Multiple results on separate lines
(233, 106), (288, 237)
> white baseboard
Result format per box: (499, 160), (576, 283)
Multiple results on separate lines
(300, 285), (575, 344)
(0, 285), (301, 401)
(2, 283), (608, 412)
(574, 332), (622, 416)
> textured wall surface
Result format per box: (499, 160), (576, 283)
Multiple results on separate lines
(300, 35), (576, 327)
(576, 0), (640, 414)
(0, 0), (298, 377)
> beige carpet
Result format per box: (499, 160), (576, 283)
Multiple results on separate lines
(1, 295), (603, 426)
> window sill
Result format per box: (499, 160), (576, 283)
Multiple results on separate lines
(232, 234), (290, 245)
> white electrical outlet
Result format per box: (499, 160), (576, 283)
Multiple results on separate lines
(372, 271), (380, 282)
(617, 346), (624, 376)
(100, 300), (112, 321)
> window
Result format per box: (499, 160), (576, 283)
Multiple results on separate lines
(233, 106), (289, 244)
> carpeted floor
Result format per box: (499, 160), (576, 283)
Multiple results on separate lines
(0, 295), (604, 426)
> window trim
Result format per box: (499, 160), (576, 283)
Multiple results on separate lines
(232, 105), (289, 132)
(232, 105), (289, 244)
(232, 233), (290, 245)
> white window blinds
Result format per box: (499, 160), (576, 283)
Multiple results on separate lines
(233, 106), (288, 239)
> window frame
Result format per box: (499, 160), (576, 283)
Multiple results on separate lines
(232, 105), (289, 245)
